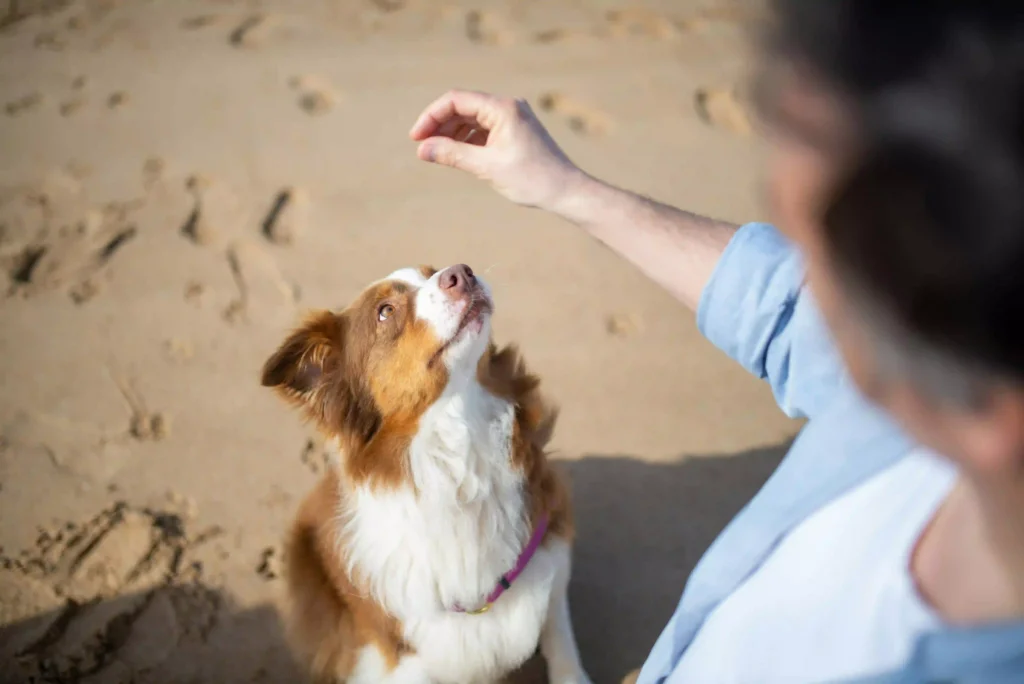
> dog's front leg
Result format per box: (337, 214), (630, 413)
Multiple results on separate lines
(540, 541), (592, 684)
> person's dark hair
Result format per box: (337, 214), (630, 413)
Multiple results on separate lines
(765, 1), (1024, 403)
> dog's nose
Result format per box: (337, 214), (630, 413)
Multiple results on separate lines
(439, 264), (476, 297)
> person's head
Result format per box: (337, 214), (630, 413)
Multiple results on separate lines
(757, 1), (1024, 479)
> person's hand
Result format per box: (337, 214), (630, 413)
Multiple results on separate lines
(409, 90), (584, 212)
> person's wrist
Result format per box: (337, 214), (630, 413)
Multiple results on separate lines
(542, 167), (596, 221)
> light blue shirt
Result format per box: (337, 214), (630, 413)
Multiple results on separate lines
(638, 222), (1024, 684)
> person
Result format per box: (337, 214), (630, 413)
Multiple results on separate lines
(407, 1), (1024, 683)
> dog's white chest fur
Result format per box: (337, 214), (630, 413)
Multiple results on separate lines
(341, 380), (562, 683)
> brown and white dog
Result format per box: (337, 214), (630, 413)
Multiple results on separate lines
(261, 264), (591, 684)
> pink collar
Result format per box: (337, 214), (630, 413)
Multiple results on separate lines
(454, 513), (550, 615)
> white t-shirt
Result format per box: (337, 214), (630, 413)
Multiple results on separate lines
(671, 449), (957, 683)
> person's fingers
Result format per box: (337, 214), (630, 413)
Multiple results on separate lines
(409, 90), (512, 141)
(432, 116), (489, 146)
(464, 128), (488, 146)
(435, 116), (469, 140)
(453, 122), (477, 143)
(416, 136), (486, 174)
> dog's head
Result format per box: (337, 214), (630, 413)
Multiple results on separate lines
(261, 264), (494, 453)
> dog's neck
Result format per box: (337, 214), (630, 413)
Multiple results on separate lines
(409, 374), (516, 502)
(340, 375), (531, 618)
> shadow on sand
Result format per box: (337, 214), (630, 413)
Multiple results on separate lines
(2, 442), (788, 684)
(562, 443), (788, 683)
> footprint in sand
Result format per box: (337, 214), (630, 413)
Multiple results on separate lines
(370, 0), (407, 12)
(107, 91), (129, 110)
(5, 92), (44, 117)
(537, 92), (612, 137)
(0, 411), (133, 486)
(694, 86), (752, 136)
(0, 1), (60, 30)
(120, 385), (169, 442)
(0, 503), (226, 682)
(180, 14), (224, 31)
(678, 5), (762, 33)
(288, 75), (339, 116)
(164, 337), (195, 364)
(107, 367), (172, 443)
(183, 279), (207, 307)
(223, 239), (298, 325)
(532, 27), (592, 45)
(606, 312), (644, 338)
(1, 179), (142, 302)
(59, 95), (87, 117)
(229, 13), (278, 49)
(300, 438), (332, 476)
(603, 8), (680, 41)
(0, 187), (45, 280)
(69, 276), (101, 304)
(54, 76), (92, 117)
(34, 29), (67, 51)
(262, 186), (310, 245)
(465, 10), (514, 46)
(256, 547), (281, 581)
(258, 484), (292, 511)
(11, 210), (136, 300)
(181, 173), (247, 247)
(141, 156), (167, 192)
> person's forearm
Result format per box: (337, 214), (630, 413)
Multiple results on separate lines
(552, 172), (738, 312)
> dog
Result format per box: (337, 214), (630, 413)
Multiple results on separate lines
(261, 264), (592, 684)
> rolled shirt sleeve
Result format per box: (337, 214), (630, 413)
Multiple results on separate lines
(696, 222), (848, 419)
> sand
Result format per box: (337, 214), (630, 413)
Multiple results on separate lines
(0, 1), (797, 682)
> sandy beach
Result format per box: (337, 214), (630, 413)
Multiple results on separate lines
(0, 1), (797, 681)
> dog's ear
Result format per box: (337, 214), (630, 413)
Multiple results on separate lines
(262, 311), (381, 443)
(261, 311), (341, 394)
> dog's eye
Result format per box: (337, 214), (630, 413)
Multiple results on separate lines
(378, 304), (395, 322)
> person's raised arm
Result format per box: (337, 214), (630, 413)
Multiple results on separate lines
(409, 89), (737, 312)
(411, 90), (849, 418)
